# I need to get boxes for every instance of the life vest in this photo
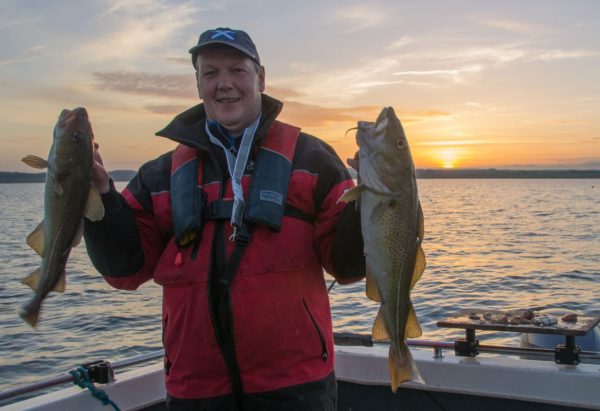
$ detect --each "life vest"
[170,119,301,246]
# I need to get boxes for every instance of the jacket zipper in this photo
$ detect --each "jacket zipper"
[302,299,328,361]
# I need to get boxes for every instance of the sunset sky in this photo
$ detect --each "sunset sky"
[1,0,599,172]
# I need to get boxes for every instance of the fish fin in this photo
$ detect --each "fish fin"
[84,186,105,221]
[389,343,425,392]
[72,221,83,247]
[369,199,391,225]
[365,267,382,302]
[49,173,64,195]
[26,221,45,256]
[19,302,40,328]
[338,185,365,203]
[417,201,424,245]
[53,271,66,293]
[371,307,390,341]
[22,155,48,169]
[389,343,412,392]
[405,303,423,338]
[21,268,41,290]
[410,246,426,290]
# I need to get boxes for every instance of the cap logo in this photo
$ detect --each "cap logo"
[210,30,236,41]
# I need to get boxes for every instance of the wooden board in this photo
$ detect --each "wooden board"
[436,310,600,336]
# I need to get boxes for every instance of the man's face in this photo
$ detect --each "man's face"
[196,47,265,134]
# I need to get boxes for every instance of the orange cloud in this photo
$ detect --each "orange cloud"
[93,71,196,99]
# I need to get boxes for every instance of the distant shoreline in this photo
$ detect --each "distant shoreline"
[2,169,600,183]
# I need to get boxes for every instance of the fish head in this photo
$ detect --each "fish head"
[356,107,414,193]
[50,107,94,171]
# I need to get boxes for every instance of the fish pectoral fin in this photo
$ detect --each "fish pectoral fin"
[22,155,49,169]
[337,185,365,203]
[369,198,394,225]
[365,267,382,302]
[50,173,64,195]
[371,307,390,341]
[405,303,423,338]
[21,268,41,290]
[84,186,105,222]
[26,221,45,256]
[410,246,426,290]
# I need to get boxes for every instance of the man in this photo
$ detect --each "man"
[84,27,365,411]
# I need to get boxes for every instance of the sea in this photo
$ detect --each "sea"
[1,179,599,400]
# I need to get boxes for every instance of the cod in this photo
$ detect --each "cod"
[340,107,426,392]
[20,107,104,327]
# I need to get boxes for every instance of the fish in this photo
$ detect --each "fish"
[339,107,426,391]
[19,107,105,327]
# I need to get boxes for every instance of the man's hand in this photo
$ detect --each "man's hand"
[92,142,110,194]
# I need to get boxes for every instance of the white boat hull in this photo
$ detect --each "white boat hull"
[2,345,599,410]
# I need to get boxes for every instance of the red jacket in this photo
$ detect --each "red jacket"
[84,95,365,399]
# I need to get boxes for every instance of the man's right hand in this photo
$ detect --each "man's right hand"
[92,142,110,194]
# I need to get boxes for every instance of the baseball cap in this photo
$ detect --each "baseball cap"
[189,27,260,68]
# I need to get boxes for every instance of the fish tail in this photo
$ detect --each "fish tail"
[389,342,424,392]
[19,300,41,328]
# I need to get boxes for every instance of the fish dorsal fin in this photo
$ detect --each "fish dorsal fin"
[405,302,423,338]
[22,155,49,169]
[411,246,426,290]
[338,184,365,203]
[84,186,105,221]
[372,307,390,341]
[21,268,66,292]
[26,221,45,256]
[365,266,382,302]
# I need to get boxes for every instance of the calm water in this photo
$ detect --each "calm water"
[0,179,599,398]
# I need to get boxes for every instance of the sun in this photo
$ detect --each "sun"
[434,148,463,169]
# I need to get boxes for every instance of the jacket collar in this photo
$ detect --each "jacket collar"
[155,94,284,151]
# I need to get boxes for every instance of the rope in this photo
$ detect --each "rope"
[69,366,121,411]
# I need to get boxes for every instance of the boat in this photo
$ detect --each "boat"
[1,331,599,411]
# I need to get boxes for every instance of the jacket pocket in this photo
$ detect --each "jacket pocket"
[302,299,329,362]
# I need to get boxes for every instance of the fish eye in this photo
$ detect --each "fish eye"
[72,132,80,142]
[396,138,406,149]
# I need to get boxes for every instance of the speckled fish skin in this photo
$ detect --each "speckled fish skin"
[340,107,426,392]
[19,108,102,327]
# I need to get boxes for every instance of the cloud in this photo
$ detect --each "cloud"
[474,16,550,35]
[393,65,484,83]
[0,45,45,67]
[78,1,201,62]
[331,5,387,32]
[277,100,448,128]
[278,101,379,127]
[145,104,190,115]
[265,85,304,100]
[535,49,600,62]
[93,71,196,99]
[417,139,494,147]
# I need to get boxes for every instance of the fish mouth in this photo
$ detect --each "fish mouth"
[59,107,89,128]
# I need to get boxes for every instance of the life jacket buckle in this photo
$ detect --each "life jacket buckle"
[232,224,252,246]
